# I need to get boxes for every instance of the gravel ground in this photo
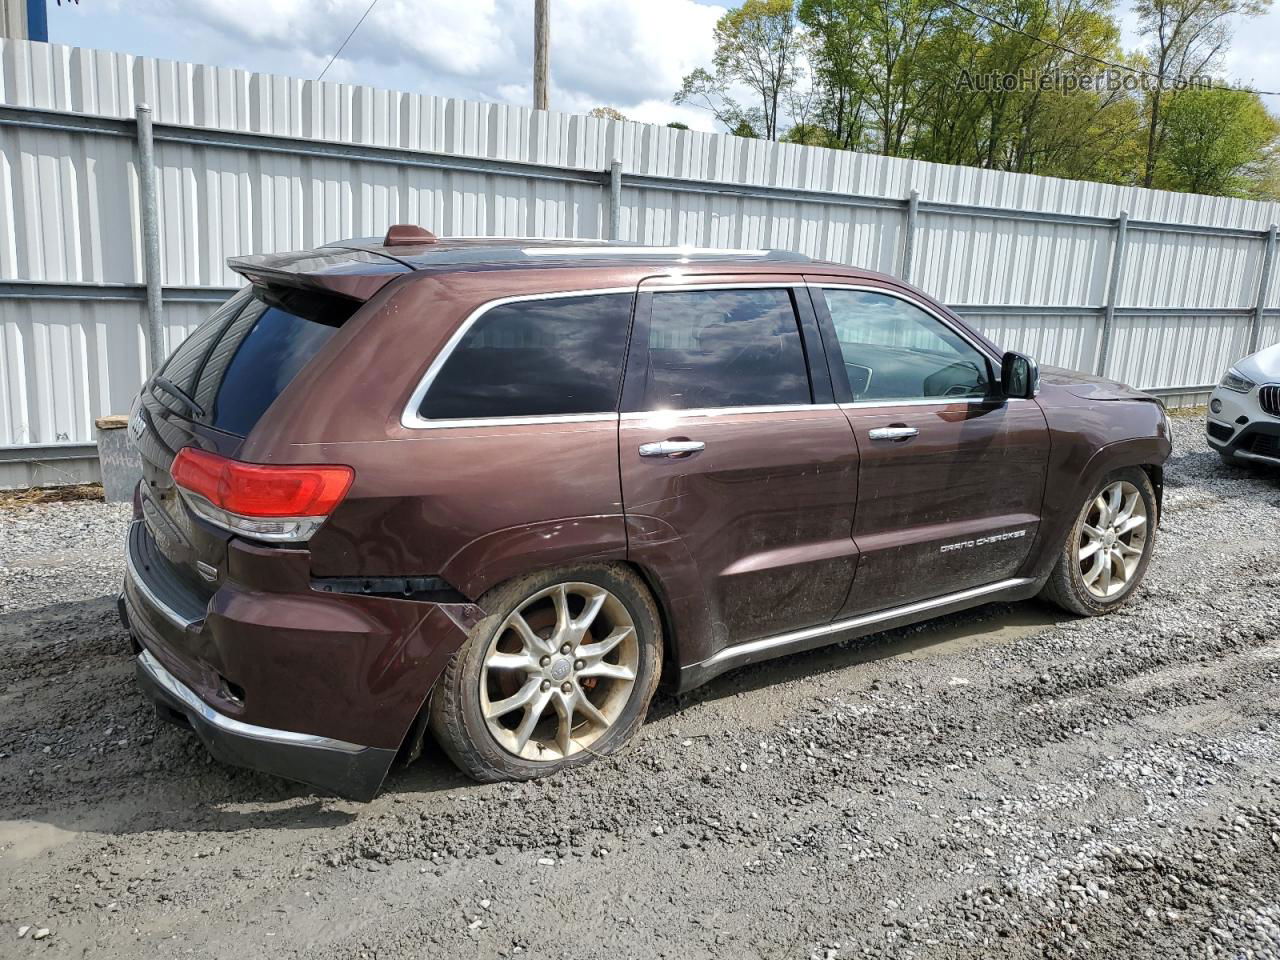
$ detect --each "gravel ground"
[1,414,1278,959]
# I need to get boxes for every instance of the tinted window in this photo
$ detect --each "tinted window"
[209,302,341,435]
[824,290,991,401]
[152,287,355,435]
[156,288,252,399]
[639,289,811,410]
[418,293,633,420]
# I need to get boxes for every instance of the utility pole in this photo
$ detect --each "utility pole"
[533,0,549,110]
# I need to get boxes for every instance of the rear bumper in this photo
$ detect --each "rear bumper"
[134,647,395,800]
[121,519,483,799]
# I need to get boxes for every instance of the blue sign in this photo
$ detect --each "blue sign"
[27,0,48,42]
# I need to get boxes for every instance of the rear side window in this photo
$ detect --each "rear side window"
[637,288,811,410]
[417,293,633,420]
[154,286,354,436]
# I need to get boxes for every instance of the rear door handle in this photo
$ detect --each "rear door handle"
[639,440,705,458]
[868,426,919,441]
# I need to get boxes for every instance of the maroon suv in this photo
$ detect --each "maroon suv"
[121,228,1172,798]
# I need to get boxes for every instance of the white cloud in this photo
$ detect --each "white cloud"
[71,0,729,129]
[1118,5,1280,102]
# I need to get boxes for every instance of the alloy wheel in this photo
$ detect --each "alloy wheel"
[1078,480,1149,599]
[479,582,639,761]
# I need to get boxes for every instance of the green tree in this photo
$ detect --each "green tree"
[675,0,805,140]
[798,0,947,156]
[1155,88,1279,195]
[911,0,1138,176]
[1134,0,1271,186]
[797,0,869,148]
[781,122,839,145]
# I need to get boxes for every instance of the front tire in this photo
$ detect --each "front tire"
[1040,467,1158,616]
[429,563,662,783]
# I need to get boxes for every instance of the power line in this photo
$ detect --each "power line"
[317,0,381,82]
[944,0,1280,99]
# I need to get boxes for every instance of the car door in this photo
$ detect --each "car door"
[808,281,1050,615]
[619,279,861,660]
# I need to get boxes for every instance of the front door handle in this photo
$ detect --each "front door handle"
[639,440,705,458]
[868,426,919,441]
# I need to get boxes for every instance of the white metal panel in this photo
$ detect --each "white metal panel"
[913,215,1110,307]
[964,312,1101,374]
[0,297,215,448]
[1258,316,1280,352]
[1107,314,1253,389]
[1121,231,1261,310]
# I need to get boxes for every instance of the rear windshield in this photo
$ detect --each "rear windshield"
[156,286,356,436]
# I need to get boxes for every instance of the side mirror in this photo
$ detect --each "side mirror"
[1001,351,1039,399]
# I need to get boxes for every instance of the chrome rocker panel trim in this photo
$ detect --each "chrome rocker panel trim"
[678,577,1038,690]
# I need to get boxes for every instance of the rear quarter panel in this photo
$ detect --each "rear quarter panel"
[239,268,639,598]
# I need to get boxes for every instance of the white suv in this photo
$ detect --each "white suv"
[1206,343,1280,466]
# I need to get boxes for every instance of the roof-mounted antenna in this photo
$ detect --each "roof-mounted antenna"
[383,224,438,246]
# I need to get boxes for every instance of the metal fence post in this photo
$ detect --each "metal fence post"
[901,188,919,283]
[1250,223,1277,355]
[135,103,164,374]
[608,160,623,241]
[1097,210,1128,377]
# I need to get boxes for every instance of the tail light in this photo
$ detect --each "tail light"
[171,447,354,543]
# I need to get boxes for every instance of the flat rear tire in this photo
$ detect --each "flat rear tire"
[429,563,662,782]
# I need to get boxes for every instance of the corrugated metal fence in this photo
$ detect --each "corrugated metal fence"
[2,38,1279,487]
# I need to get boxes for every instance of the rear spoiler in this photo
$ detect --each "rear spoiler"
[227,247,412,302]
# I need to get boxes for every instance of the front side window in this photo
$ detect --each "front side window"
[824,289,991,402]
[638,288,812,410]
[418,293,633,420]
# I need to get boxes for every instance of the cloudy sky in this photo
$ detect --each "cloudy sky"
[45,0,1280,132]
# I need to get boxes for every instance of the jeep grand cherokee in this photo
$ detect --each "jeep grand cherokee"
[120,227,1172,798]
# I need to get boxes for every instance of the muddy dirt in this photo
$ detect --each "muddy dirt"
[1,416,1278,959]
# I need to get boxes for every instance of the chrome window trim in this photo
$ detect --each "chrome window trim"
[621,403,840,420]
[405,412,619,431]
[838,397,1027,410]
[136,649,369,755]
[643,281,805,292]
[401,279,1012,430]
[401,287,635,430]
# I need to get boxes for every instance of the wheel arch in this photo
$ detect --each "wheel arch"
[1140,463,1164,522]
[619,559,684,687]
[1023,433,1171,583]
[440,515,629,602]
